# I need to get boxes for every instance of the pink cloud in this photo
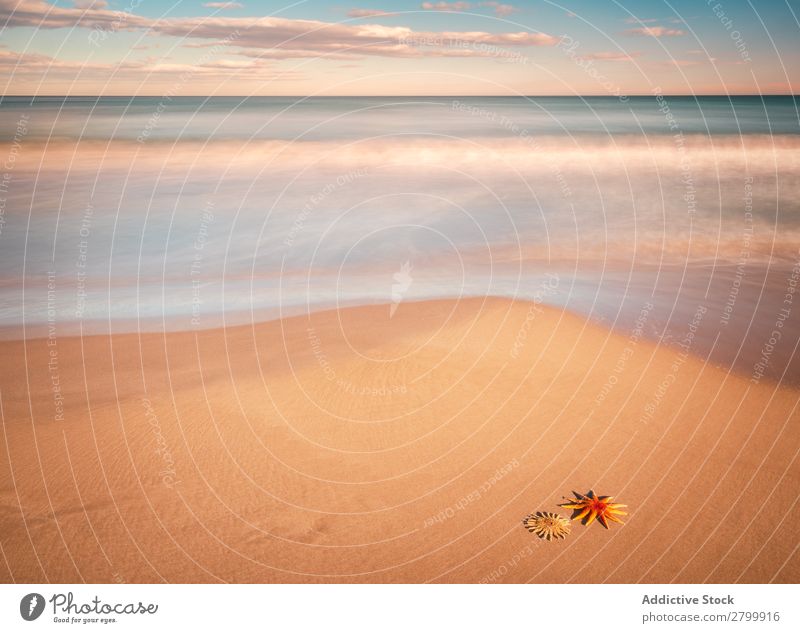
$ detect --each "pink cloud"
[203,2,244,8]
[0,0,558,75]
[0,0,150,29]
[481,2,518,17]
[578,51,641,62]
[0,47,303,81]
[623,17,659,24]
[152,18,557,57]
[421,2,520,17]
[623,26,685,37]
[73,0,107,8]
[421,2,471,11]
[347,9,396,18]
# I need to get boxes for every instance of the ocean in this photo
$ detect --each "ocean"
[1,95,798,380]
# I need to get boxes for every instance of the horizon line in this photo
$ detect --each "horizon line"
[2,93,798,99]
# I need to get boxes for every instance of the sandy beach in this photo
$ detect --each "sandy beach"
[0,297,797,583]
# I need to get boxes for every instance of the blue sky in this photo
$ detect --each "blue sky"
[1,0,797,94]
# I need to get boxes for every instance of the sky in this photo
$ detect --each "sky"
[0,0,798,95]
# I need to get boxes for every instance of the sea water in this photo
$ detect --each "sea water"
[0,95,798,380]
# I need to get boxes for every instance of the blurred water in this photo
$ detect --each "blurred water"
[1,95,798,141]
[1,96,799,381]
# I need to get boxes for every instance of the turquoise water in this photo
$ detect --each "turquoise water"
[0,95,798,379]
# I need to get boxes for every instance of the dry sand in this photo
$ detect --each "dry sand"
[1,298,798,583]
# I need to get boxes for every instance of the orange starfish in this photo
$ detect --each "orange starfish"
[559,490,627,529]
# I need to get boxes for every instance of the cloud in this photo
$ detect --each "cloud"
[481,2,518,17]
[73,0,108,8]
[0,0,558,64]
[623,17,659,24]
[153,18,557,56]
[0,47,303,82]
[0,48,103,72]
[231,31,555,61]
[421,2,471,11]
[623,26,685,37]
[347,9,396,18]
[420,1,518,17]
[203,2,243,8]
[231,48,358,60]
[578,51,641,62]
[0,0,150,29]
[651,59,701,68]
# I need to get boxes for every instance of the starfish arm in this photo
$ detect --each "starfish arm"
[585,509,598,526]
[573,507,591,521]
